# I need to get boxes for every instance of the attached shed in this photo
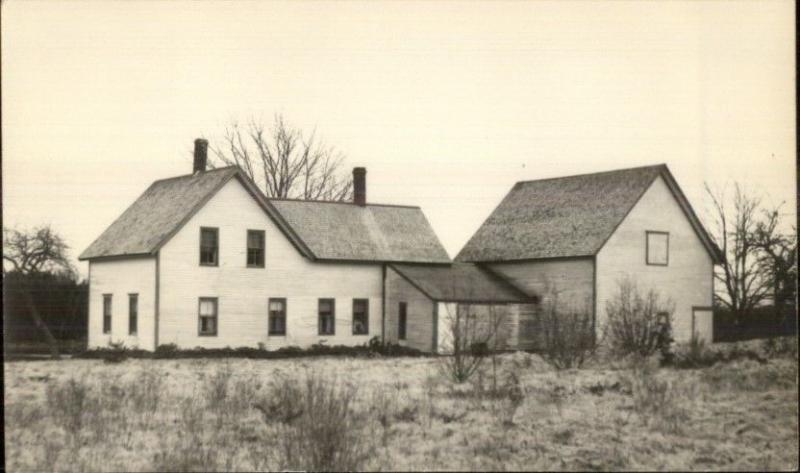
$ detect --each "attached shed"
[385,263,533,353]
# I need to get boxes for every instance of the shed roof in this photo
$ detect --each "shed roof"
[389,263,531,303]
[455,164,722,263]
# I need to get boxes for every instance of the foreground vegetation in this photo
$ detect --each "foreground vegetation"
[4,338,798,472]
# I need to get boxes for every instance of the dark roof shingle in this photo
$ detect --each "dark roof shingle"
[456,164,721,263]
[390,263,530,303]
[269,200,451,263]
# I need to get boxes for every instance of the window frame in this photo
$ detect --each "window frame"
[128,293,138,336]
[398,302,407,340]
[352,298,369,335]
[102,294,112,334]
[198,297,219,336]
[268,297,287,336]
[645,231,670,266]
[318,298,336,336]
[246,229,266,268]
[199,227,219,267]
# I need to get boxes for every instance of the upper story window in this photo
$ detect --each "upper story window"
[103,294,112,334]
[646,231,669,266]
[247,230,265,268]
[269,298,286,335]
[352,299,369,335]
[128,294,138,335]
[200,227,219,266]
[198,297,218,336]
[318,298,335,335]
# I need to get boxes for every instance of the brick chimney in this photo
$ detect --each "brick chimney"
[353,167,366,206]
[193,138,208,173]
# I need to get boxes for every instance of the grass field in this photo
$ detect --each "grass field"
[4,342,798,472]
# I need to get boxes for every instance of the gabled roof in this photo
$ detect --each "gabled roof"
[389,263,531,303]
[80,166,450,264]
[269,200,451,263]
[455,164,723,263]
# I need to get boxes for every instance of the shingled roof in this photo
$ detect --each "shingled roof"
[269,200,451,263]
[80,166,451,264]
[456,164,722,263]
[389,263,531,303]
[79,167,242,260]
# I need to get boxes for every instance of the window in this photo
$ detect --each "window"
[398,302,407,340]
[103,294,112,334]
[352,299,369,335]
[198,298,218,336]
[200,227,219,266]
[247,230,265,267]
[318,299,335,335]
[646,231,669,266]
[269,298,286,335]
[129,294,138,335]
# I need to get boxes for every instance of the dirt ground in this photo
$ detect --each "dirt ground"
[3,347,798,471]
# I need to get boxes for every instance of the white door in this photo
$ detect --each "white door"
[692,307,714,343]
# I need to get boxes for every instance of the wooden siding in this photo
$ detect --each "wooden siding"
[487,259,594,349]
[596,175,714,343]
[384,266,435,352]
[436,302,518,354]
[158,178,383,349]
[88,257,157,350]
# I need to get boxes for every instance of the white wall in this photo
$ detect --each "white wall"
[384,266,435,352]
[88,257,156,350]
[596,175,714,343]
[158,177,383,349]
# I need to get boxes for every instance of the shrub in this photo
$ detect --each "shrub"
[668,336,723,369]
[603,278,675,359]
[538,290,595,369]
[259,371,371,472]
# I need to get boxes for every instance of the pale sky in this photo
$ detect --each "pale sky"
[2,0,795,277]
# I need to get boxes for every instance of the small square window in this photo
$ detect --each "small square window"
[200,227,219,266]
[199,297,218,336]
[247,230,265,267]
[269,298,286,335]
[319,299,335,335]
[352,299,369,335]
[646,231,669,266]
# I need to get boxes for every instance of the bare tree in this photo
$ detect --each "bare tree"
[3,225,76,359]
[538,284,595,369]
[439,302,508,383]
[208,115,352,201]
[705,183,772,324]
[752,205,798,317]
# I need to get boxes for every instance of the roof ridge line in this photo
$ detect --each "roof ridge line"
[268,197,420,209]
[151,166,239,184]
[514,163,666,186]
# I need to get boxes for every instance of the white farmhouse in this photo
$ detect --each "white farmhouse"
[456,164,723,344]
[80,141,721,352]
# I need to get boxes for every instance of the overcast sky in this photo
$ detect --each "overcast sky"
[2,0,795,277]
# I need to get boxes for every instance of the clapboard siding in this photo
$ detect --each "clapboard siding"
[158,178,383,349]
[596,175,714,342]
[384,266,435,352]
[435,303,517,354]
[88,257,156,350]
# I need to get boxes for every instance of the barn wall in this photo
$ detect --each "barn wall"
[158,178,383,349]
[596,175,714,343]
[88,257,156,350]
[384,266,435,352]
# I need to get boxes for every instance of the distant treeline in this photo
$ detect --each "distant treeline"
[3,272,87,343]
[714,304,798,343]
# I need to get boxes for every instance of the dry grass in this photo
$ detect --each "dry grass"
[4,343,798,472]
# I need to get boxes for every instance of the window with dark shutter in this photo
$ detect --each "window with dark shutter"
[129,294,138,335]
[352,299,369,335]
[200,227,219,266]
[398,302,407,340]
[319,299,335,335]
[103,294,112,334]
[247,230,265,267]
[269,298,286,335]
